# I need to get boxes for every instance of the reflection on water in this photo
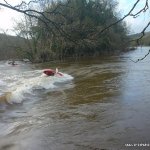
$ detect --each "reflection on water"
[0,47,150,149]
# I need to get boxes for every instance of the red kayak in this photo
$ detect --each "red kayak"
[43,68,63,76]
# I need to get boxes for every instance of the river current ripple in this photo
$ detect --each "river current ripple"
[0,47,150,150]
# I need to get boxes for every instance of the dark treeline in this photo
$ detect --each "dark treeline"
[14,0,129,62]
[0,34,26,60]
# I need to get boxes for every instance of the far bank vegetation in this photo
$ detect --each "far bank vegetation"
[1,0,129,62]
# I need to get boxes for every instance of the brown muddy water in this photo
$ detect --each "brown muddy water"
[0,47,150,150]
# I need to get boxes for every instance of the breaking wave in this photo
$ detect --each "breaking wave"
[0,67,73,104]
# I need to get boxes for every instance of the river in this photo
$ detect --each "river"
[0,47,150,150]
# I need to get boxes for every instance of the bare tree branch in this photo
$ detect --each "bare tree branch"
[100,0,140,34]
[0,0,75,43]
[130,0,149,18]
[130,49,150,63]
[1,0,150,61]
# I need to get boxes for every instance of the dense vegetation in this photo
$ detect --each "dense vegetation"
[1,0,129,62]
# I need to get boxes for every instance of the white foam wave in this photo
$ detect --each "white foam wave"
[8,72,73,104]
[0,80,6,86]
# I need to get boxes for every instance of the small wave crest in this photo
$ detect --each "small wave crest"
[0,80,6,86]
[4,72,73,104]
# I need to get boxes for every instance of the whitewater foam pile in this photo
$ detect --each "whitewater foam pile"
[0,70,73,104]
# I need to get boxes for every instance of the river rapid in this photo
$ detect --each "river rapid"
[0,47,150,150]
